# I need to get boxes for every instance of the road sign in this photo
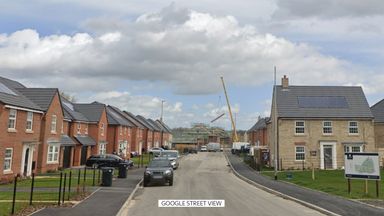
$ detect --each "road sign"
[344,153,380,180]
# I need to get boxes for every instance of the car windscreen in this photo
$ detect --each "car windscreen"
[107,154,123,160]
[161,152,178,157]
[148,160,171,167]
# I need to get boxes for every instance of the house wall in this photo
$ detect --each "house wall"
[0,105,42,182]
[374,123,384,162]
[36,93,64,173]
[277,119,375,170]
[87,107,108,156]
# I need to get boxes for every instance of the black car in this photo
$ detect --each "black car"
[85,154,134,168]
[144,159,173,187]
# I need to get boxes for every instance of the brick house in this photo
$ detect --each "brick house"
[135,115,155,152]
[155,120,173,149]
[17,88,65,173]
[61,97,94,167]
[0,77,44,182]
[269,76,375,170]
[122,111,145,155]
[370,99,384,159]
[106,105,134,159]
[147,119,162,148]
[247,117,269,147]
[73,102,108,162]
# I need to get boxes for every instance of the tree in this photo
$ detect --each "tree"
[60,92,76,102]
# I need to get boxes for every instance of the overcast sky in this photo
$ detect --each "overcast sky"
[1,1,384,129]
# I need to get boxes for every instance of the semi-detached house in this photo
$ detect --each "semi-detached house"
[269,76,375,170]
[122,111,145,155]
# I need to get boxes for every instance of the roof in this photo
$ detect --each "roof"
[154,120,168,132]
[17,88,59,111]
[156,120,172,133]
[0,77,43,111]
[146,119,162,131]
[122,111,145,128]
[135,115,155,130]
[106,106,134,126]
[60,97,89,122]
[73,102,105,123]
[60,135,76,146]
[248,118,267,132]
[371,99,384,123]
[274,86,373,119]
[74,135,97,146]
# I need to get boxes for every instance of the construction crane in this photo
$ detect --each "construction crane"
[220,76,239,142]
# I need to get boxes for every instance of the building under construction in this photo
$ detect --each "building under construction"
[171,123,231,152]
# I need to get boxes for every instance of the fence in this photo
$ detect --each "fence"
[0,167,102,216]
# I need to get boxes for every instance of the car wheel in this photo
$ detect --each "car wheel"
[169,178,173,186]
[143,180,149,187]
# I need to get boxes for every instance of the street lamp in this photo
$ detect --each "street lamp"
[160,100,165,122]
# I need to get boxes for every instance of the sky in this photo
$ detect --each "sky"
[1,0,384,130]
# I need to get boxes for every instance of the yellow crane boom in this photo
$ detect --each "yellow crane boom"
[220,76,239,142]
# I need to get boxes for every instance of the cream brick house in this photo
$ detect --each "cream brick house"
[269,76,375,170]
[370,99,384,160]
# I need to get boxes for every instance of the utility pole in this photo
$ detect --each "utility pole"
[160,100,165,122]
[273,66,278,180]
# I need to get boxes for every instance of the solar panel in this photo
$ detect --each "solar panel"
[63,101,74,110]
[0,83,18,96]
[297,96,348,108]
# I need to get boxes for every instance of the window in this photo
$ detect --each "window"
[323,121,332,134]
[85,124,88,135]
[349,121,359,134]
[295,146,305,161]
[26,112,33,131]
[344,145,363,153]
[61,121,64,134]
[4,148,13,172]
[124,127,127,135]
[295,121,305,134]
[119,141,127,157]
[99,143,106,155]
[77,123,81,134]
[100,123,105,136]
[47,145,59,163]
[51,115,57,133]
[8,109,17,129]
[119,125,123,135]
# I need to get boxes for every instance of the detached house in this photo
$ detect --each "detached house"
[270,76,375,170]
[122,111,145,155]
[106,106,134,158]
[248,117,269,147]
[17,88,65,173]
[155,120,173,148]
[0,77,44,181]
[370,100,384,159]
[147,119,162,148]
[135,115,155,151]
[73,102,108,161]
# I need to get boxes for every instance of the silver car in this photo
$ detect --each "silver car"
[159,150,180,169]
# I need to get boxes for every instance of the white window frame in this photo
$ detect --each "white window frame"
[47,145,59,163]
[295,121,305,135]
[348,121,359,135]
[61,121,64,134]
[100,123,105,136]
[85,124,88,135]
[4,148,13,172]
[51,115,57,133]
[119,141,127,157]
[119,125,123,135]
[99,143,106,155]
[344,144,363,153]
[124,127,127,135]
[295,146,305,161]
[323,121,332,135]
[8,109,17,130]
[77,123,81,134]
[26,112,33,131]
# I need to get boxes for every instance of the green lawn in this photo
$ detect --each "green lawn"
[131,153,153,166]
[262,170,384,199]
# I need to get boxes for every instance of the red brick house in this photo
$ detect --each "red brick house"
[147,119,162,148]
[106,105,135,159]
[17,88,65,173]
[123,111,145,155]
[0,77,44,182]
[155,120,173,149]
[73,102,108,162]
[247,117,269,147]
[135,115,155,151]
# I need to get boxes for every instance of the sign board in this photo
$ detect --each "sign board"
[344,153,380,180]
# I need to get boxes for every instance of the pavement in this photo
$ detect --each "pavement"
[226,152,384,216]
[32,167,144,216]
[123,152,324,216]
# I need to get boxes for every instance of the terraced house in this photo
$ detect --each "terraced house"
[0,77,44,182]
[269,76,375,170]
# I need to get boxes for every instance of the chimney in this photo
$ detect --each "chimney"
[281,75,289,88]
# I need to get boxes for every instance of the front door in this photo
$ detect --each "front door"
[23,148,29,176]
[81,146,88,165]
[63,147,71,168]
[323,145,333,169]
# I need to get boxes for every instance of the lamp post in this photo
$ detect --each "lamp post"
[160,100,165,122]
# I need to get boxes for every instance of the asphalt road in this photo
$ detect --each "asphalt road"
[123,152,324,216]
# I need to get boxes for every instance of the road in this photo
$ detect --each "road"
[123,152,324,216]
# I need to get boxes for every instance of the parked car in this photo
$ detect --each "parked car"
[207,142,221,152]
[149,147,164,156]
[144,159,174,187]
[200,145,207,152]
[158,150,180,169]
[85,154,134,168]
